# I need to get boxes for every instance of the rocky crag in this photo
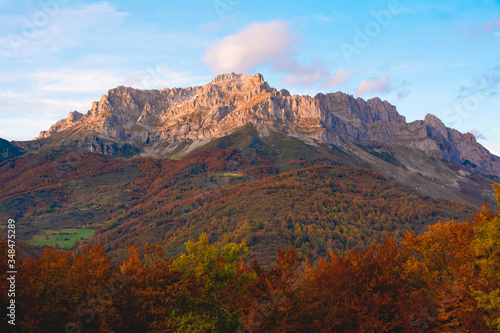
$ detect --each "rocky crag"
[34,73,500,177]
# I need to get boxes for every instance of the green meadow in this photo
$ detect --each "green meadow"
[29,228,96,248]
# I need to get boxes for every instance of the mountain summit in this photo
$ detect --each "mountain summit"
[35,72,500,176]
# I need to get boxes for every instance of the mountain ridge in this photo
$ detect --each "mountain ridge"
[31,72,500,178]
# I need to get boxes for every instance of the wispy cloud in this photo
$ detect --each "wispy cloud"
[123,67,211,89]
[0,2,128,58]
[34,69,124,93]
[312,14,332,23]
[356,75,390,96]
[0,89,92,117]
[326,69,356,87]
[468,129,486,140]
[395,80,410,99]
[0,117,59,141]
[279,61,330,86]
[457,64,500,100]
[482,16,500,32]
[464,16,500,39]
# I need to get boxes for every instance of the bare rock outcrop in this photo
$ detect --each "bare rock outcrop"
[37,111,84,139]
[35,73,500,177]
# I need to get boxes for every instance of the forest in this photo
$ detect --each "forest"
[1,185,500,332]
[0,145,474,265]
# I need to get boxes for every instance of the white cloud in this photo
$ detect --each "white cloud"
[0,90,92,117]
[0,117,61,141]
[327,69,355,86]
[457,65,500,100]
[356,75,390,96]
[203,21,293,74]
[0,2,128,58]
[0,66,211,141]
[34,69,124,93]
[312,14,332,23]
[282,71,325,86]
[204,21,358,89]
[281,64,355,88]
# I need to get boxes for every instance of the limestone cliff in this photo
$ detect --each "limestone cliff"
[35,73,500,177]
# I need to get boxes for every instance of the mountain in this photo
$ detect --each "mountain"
[19,72,499,207]
[2,72,498,262]
[34,73,500,176]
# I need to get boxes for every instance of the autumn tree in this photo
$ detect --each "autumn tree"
[243,247,303,332]
[399,220,492,332]
[17,244,113,332]
[99,244,184,332]
[296,239,413,332]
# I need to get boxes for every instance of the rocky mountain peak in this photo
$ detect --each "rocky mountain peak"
[425,113,447,133]
[34,73,500,178]
[212,72,251,84]
[37,110,84,139]
[67,110,84,122]
[366,97,405,123]
[207,72,273,96]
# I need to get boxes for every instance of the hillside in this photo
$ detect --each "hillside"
[0,139,473,264]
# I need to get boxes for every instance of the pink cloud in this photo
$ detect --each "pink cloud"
[468,129,486,140]
[481,16,500,33]
[279,61,330,86]
[282,71,324,85]
[203,21,293,74]
[204,21,359,89]
[327,69,355,86]
[356,76,390,96]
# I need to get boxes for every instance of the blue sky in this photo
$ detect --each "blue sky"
[1,0,499,153]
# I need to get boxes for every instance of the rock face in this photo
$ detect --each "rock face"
[38,111,84,139]
[36,73,500,177]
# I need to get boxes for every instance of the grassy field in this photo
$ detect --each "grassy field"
[29,228,96,248]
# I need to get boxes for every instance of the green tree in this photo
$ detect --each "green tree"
[474,183,500,331]
[171,233,254,332]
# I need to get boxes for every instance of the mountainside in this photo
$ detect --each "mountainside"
[14,72,497,208]
[1,72,499,261]
[0,144,473,264]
